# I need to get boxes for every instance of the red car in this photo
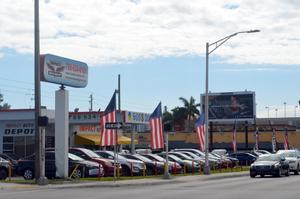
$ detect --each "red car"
[69,148,121,177]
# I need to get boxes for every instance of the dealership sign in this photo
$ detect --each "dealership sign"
[40,54,88,88]
[124,111,150,124]
[3,122,35,136]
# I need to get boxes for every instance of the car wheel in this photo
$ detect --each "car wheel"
[276,169,281,177]
[23,168,34,180]
[146,169,153,176]
[294,165,299,175]
[250,174,256,178]
[122,166,131,176]
[285,169,290,176]
[72,168,82,179]
[0,168,8,180]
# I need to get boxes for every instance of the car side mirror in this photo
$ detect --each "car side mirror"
[280,157,286,162]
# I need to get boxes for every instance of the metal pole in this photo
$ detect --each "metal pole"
[163,132,171,179]
[245,121,249,150]
[34,0,41,183]
[204,42,210,175]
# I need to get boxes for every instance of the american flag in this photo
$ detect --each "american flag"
[100,92,117,146]
[254,128,259,150]
[232,121,237,153]
[149,102,164,149]
[283,129,289,150]
[195,113,205,152]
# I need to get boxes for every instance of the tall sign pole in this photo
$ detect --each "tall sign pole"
[34,0,47,185]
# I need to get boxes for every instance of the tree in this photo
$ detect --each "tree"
[163,106,173,132]
[163,106,173,123]
[179,96,200,132]
[171,107,187,131]
[0,93,11,110]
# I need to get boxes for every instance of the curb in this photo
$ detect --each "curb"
[0,171,249,190]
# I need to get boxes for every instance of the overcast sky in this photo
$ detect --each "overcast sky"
[0,0,300,118]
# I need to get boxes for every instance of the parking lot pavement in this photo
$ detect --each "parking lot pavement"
[0,171,249,190]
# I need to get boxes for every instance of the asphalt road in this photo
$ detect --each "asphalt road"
[1,175,300,199]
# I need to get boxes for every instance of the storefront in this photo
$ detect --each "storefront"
[0,109,150,158]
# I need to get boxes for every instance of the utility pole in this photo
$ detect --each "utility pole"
[89,93,93,112]
[34,0,47,185]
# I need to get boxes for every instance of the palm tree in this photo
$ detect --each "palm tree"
[179,96,200,132]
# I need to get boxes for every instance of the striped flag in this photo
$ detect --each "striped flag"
[149,102,164,149]
[100,92,117,146]
[254,128,259,150]
[232,121,237,153]
[272,129,277,153]
[283,129,289,150]
[195,113,205,152]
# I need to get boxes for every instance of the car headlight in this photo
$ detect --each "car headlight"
[250,164,254,168]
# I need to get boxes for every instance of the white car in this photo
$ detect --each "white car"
[276,150,300,175]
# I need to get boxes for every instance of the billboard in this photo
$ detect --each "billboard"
[40,54,88,88]
[201,91,255,121]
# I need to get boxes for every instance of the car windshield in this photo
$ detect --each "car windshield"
[81,148,101,158]
[169,155,182,161]
[277,151,296,158]
[148,155,165,162]
[135,155,152,162]
[69,153,84,161]
[172,153,193,160]
[257,155,280,162]
[183,152,198,158]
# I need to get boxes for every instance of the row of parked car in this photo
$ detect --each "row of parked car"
[1,147,290,180]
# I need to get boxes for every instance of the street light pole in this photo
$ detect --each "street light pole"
[204,29,260,175]
[294,106,298,117]
[275,108,278,118]
[284,102,287,118]
[265,106,269,119]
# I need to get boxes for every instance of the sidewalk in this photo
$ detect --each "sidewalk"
[0,171,249,190]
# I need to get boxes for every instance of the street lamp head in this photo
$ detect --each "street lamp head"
[247,29,260,33]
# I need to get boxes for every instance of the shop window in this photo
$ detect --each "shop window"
[3,136,14,154]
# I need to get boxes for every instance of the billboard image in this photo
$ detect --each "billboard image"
[201,91,255,121]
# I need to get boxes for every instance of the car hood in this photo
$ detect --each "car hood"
[253,161,278,166]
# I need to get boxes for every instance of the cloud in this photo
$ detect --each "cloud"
[0,0,300,66]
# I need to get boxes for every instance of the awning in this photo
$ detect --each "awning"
[75,134,138,145]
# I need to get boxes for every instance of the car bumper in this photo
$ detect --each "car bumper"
[250,167,279,176]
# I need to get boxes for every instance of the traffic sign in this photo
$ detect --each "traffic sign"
[105,122,123,129]
[105,122,132,130]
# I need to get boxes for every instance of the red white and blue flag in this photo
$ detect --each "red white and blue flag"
[149,102,164,149]
[100,92,117,146]
[195,113,205,152]
[284,129,289,150]
[232,121,237,153]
